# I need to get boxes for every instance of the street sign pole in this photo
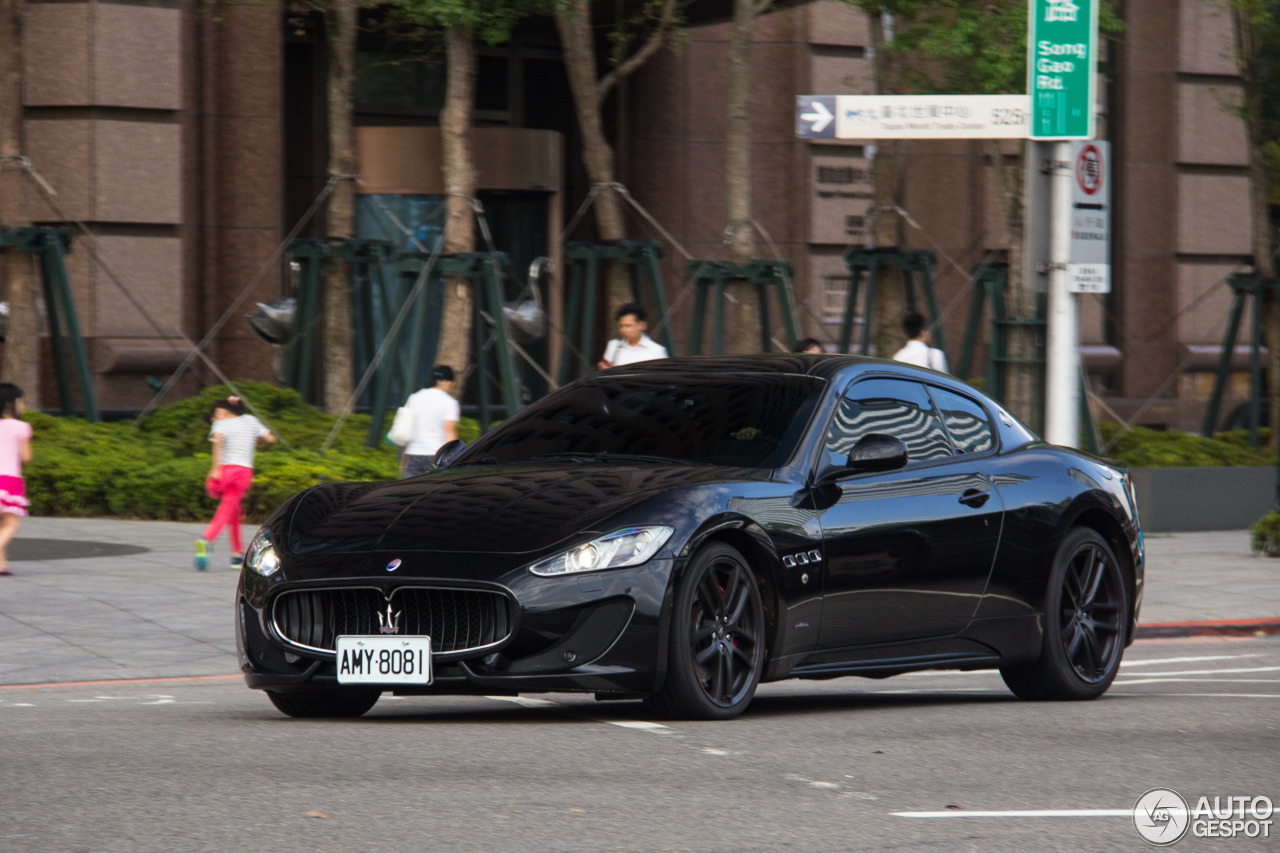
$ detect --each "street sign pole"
[1030,0,1098,447]
[1045,142,1078,447]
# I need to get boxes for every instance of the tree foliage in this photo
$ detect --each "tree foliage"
[851,0,1124,96]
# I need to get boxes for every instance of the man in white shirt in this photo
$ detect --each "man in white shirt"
[401,365,460,477]
[598,303,668,368]
[892,312,949,373]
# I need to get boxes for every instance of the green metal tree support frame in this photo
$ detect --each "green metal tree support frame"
[839,248,944,357]
[558,241,675,384]
[0,227,99,421]
[1201,273,1277,448]
[287,239,523,444]
[956,263,1097,452]
[687,260,799,355]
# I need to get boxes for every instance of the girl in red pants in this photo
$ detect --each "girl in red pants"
[196,396,275,570]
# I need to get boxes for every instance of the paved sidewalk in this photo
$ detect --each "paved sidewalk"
[0,518,1277,687]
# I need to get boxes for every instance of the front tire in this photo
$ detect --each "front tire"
[266,688,381,718]
[1001,527,1128,701]
[646,542,766,720]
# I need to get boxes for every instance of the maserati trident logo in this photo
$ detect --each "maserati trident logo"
[385,558,402,572]
[377,603,401,635]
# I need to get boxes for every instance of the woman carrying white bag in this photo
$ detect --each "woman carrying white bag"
[389,364,459,478]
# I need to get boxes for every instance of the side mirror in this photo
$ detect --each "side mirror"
[847,433,908,472]
[434,439,467,470]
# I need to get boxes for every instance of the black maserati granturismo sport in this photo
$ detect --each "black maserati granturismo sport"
[237,355,1144,720]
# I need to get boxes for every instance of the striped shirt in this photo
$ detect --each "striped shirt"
[210,415,270,469]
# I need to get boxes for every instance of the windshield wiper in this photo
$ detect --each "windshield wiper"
[527,451,694,466]
[594,453,694,466]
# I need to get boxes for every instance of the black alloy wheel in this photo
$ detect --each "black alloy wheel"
[1001,527,1128,701]
[646,542,766,720]
[266,688,381,718]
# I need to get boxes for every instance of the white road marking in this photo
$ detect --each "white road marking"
[1116,677,1280,685]
[606,720,674,734]
[1113,692,1279,698]
[483,695,676,735]
[1121,654,1261,667]
[1115,666,1280,677]
[894,809,1132,818]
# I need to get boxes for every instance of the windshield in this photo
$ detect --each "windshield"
[459,373,826,469]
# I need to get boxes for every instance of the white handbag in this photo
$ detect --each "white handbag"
[387,405,414,446]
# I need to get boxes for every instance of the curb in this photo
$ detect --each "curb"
[1135,618,1280,640]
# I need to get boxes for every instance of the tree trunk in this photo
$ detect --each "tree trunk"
[868,10,906,360]
[1232,7,1279,453]
[436,24,477,397]
[726,0,761,353]
[990,140,1038,425]
[554,3,630,314]
[0,0,38,404]
[322,0,356,414]
[870,140,907,359]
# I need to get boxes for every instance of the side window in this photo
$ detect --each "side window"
[930,387,995,455]
[824,378,953,465]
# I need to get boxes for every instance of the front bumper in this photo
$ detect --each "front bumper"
[237,557,676,696]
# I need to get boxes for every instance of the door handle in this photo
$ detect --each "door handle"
[959,488,990,508]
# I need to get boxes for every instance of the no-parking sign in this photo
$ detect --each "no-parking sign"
[1068,140,1110,293]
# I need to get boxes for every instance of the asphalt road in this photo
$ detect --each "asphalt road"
[3,636,1277,852]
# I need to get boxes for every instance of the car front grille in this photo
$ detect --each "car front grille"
[271,586,513,655]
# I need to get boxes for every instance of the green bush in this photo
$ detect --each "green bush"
[1250,510,1280,557]
[22,382,482,522]
[1099,422,1276,469]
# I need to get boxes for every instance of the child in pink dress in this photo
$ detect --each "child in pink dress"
[195,396,276,570]
[0,383,33,576]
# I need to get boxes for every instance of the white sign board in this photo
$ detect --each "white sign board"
[1067,139,1110,292]
[797,94,1031,139]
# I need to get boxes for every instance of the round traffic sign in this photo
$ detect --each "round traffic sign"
[1076,143,1104,196]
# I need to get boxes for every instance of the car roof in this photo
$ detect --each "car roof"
[601,354,927,383]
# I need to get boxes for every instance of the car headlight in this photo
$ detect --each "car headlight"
[528,526,674,577]
[244,528,280,577]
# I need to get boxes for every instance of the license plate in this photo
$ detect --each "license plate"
[336,636,432,685]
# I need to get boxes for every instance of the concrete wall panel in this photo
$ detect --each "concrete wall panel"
[92,236,182,337]
[23,119,92,220]
[807,1,870,48]
[94,5,181,109]
[808,54,874,97]
[1176,173,1251,255]
[1177,82,1247,166]
[23,4,91,106]
[1176,260,1250,344]
[1179,0,1237,76]
[95,121,182,223]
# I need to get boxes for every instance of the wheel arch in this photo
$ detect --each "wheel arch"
[1065,505,1138,643]
[675,516,785,663]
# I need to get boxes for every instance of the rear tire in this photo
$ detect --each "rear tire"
[645,542,766,720]
[1001,527,1128,701]
[266,688,381,718]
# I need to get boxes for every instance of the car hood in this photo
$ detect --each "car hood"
[282,463,762,559]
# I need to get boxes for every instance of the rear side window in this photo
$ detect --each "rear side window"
[825,377,953,465]
[930,387,995,454]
